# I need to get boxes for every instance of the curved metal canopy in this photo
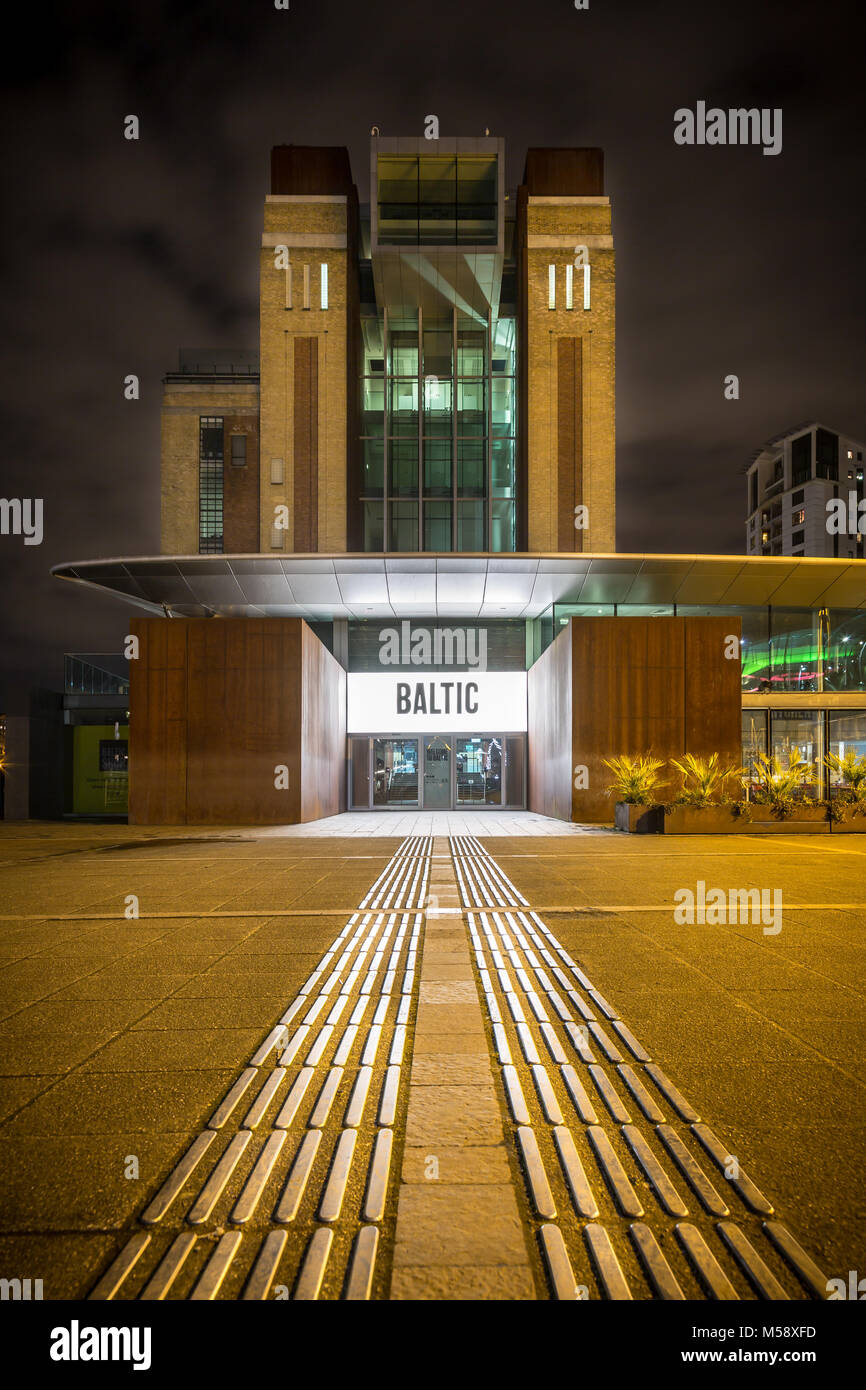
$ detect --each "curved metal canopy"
[51,552,866,620]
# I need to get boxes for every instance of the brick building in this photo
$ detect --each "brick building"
[51,136,866,824]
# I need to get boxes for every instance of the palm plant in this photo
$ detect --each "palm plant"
[824,749,866,797]
[750,751,815,812]
[603,754,665,805]
[824,749,866,814]
[669,752,743,806]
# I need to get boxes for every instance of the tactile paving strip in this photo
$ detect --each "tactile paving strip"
[451,833,829,1302]
[88,836,432,1301]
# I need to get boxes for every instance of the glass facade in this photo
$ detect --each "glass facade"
[377,154,498,246]
[551,603,866,694]
[350,732,524,808]
[359,309,516,552]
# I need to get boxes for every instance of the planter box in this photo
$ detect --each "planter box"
[614,802,664,834]
[829,809,866,833]
[663,804,829,834]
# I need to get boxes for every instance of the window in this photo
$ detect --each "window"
[377,154,497,246]
[582,262,591,310]
[199,416,223,554]
[565,264,574,310]
[816,427,839,481]
[792,508,805,525]
[303,264,310,310]
[791,432,811,486]
[230,435,246,467]
[99,739,128,773]
[320,263,328,310]
[791,489,804,505]
[770,710,823,796]
[548,264,556,310]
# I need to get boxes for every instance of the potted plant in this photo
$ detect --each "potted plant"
[737,751,829,832]
[604,754,665,833]
[825,750,866,833]
[663,753,745,833]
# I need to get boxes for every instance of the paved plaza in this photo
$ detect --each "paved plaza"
[0,817,863,1300]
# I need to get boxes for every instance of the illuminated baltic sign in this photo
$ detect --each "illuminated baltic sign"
[347,672,527,733]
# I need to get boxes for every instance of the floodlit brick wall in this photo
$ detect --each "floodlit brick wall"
[161,383,259,554]
[518,191,616,553]
[259,194,358,553]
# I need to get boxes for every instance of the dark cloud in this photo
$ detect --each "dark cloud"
[1,0,864,708]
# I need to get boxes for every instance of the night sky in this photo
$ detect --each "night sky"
[1,0,864,708]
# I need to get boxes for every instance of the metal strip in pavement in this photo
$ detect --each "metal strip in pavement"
[564,1021,595,1062]
[378,1065,401,1126]
[584,1224,633,1300]
[517,1126,557,1219]
[617,1065,666,1123]
[763,1222,829,1299]
[588,1065,631,1123]
[588,1022,623,1062]
[139,1233,197,1301]
[345,1066,374,1128]
[492,1022,513,1065]
[540,1223,580,1300]
[242,1069,287,1130]
[319,1129,358,1222]
[516,1021,541,1064]
[344,1226,379,1300]
[190,1231,243,1301]
[273,1131,323,1223]
[553,1125,599,1218]
[676,1223,739,1300]
[88,1232,152,1300]
[644,1064,701,1123]
[656,1125,730,1217]
[691,1123,774,1215]
[242,1230,288,1301]
[717,1222,789,1300]
[587,1127,644,1217]
[502,1065,532,1125]
[621,1125,689,1218]
[274,1067,315,1129]
[363,1129,393,1222]
[231,1131,287,1225]
[294,1228,335,1300]
[539,1021,567,1064]
[208,1068,258,1131]
[612,1020,651,1062]
[308,1067,344,1128]
[188,1131,253,1226]
[140,1132,216,1225]
[630,1223,686,1300]
[560,1064,599,1124]
[531,1064,564,1125]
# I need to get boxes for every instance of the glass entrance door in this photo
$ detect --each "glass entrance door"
[373,738,419,806]
[456,736,502,805]
[423,736,451,808]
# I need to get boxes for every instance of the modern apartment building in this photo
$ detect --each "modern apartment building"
[746,423,866,559]
[50,137,866,825]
